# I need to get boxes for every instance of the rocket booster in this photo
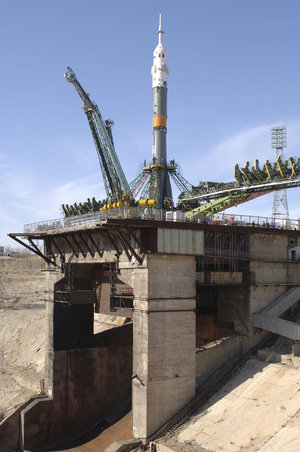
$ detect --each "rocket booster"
[151,14,172,206]
[151,14,169,163]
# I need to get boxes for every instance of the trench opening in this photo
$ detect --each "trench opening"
[45,262,134,449]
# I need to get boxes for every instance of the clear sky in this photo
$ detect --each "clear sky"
[1,0,300,246]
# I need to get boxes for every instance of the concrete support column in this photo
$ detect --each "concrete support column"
[45,269,62,397]
[132,254,196,439]
[292,340,300,357]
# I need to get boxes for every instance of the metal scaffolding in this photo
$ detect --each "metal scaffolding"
[197,231,250,273]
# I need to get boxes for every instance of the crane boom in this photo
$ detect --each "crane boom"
[64,67,130,202]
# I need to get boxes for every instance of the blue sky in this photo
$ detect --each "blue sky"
[1,0,300,246]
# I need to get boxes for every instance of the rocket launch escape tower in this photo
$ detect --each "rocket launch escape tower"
[62,15,300,219]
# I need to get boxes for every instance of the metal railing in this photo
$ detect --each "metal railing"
[23,208,300,234]
[211,213,298,230]
[23,207,166,233]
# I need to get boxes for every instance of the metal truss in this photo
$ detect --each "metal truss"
[9,225,145,268]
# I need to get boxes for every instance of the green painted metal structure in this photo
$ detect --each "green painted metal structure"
[64,67,130,203]
[183,157,300,219]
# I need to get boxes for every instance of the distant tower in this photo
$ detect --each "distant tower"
[143,14,172,207]
[271,126,289,220]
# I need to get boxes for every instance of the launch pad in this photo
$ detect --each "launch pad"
[5,14,300,452]
[7,212,300,449]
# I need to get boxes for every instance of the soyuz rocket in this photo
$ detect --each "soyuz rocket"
[150,14,172,207]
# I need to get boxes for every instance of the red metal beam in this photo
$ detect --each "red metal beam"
[84,231,103,257]
[119,230,143,265]
[105,230,121,256]
[79,232,95,257]
[64,235,79,258]
[72,234,87,258]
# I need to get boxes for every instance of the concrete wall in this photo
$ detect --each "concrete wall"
[197,271,243,285]
[196,313,234,346]
[217,286,250,336]
[250,259,300,286]
[251,261,289,285]
[250,233,288,261]
[289,263,300,283]
[157,228,204,254]
[21,324,133,450]
[249,285,286,316]
[196,334,242,382]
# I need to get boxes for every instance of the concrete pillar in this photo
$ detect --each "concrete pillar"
[45,269,62,397]
[132,254,196,439]
[292,340,300,357]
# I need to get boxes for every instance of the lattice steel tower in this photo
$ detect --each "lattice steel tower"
[271,126,289,220]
